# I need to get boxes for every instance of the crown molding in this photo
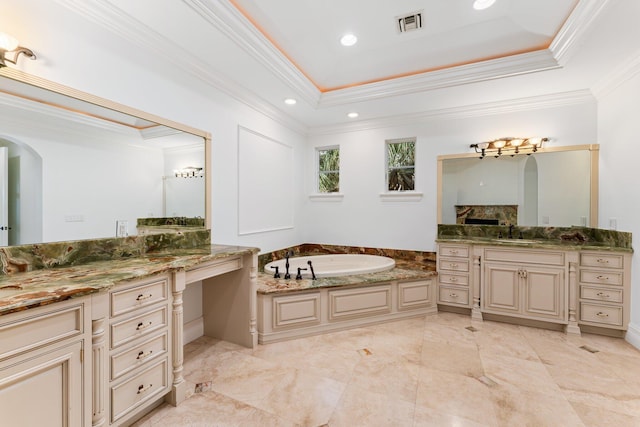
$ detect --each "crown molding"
[591,49,640,100]
[308,90,595,136]
[550,0,613,66]
[0,91,141,137]
[184,0,321,107]
[53,0,308,135]
[318,50,560,107]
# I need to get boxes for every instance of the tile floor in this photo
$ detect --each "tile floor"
[133,312,640,426]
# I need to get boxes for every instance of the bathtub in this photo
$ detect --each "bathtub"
[263,254,396,278]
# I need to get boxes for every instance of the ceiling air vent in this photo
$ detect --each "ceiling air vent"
[397,12,423,33]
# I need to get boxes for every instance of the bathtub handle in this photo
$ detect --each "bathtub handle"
[270,265,280,279]
[296,267,308,280]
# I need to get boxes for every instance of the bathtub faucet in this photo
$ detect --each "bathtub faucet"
[284,250,294,279]
[307,260,317,280]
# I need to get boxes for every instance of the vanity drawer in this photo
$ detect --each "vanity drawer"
[438,286,469,306]
[110,277,169,318]
[438,273,469,287]
[438,245,469,258]
[438,258,469,273]
[484,248,564,266]
[110,331,168,381]
[579,270,623,286]
[111,306,168,349]
[580,302,623,327]
[111,358,169,423]
[580,286,623,304]
[580,253,624,269]
[0,302,84,360]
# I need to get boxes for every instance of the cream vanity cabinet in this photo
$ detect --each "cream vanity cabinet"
[436,243,472,308]
[101,274,172,426]
[481,247,566,323]
[578,251,631,332]
[0,297,92,427]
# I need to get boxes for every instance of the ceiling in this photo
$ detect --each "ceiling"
[1,0,633,132]
[230,0,578,92]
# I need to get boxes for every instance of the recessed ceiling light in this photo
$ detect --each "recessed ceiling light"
[340,33,358,47]
[347,112,359,119]
[473,0,496,10]
[284,98,297,105]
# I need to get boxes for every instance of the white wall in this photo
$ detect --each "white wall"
[305,101,597,251]
[597,58,640,346]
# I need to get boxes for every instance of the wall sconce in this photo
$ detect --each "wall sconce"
[174,166,203,178]
[0,32,36,68]
[470,137,548,159]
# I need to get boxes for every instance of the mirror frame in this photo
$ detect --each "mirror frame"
[437,144,599,227]
[0,67,211,234]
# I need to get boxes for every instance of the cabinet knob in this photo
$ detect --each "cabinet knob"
[596,258,609,264]
[596,312,609,318]
[449,263,458,269]
[596,292,610,299]
[595,276,609,281]
[136,293,153,302]
[449,293,458,298]
[449,276,458,282]
[449,249,458,255]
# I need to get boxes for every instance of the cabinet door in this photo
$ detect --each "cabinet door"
[0,340,84,427]
[483,263,520,314]
[522,267,565,321]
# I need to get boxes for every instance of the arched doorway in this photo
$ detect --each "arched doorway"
[0,136,43,245]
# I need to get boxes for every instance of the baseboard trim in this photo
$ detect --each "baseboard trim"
[184,317,204,345]
[625,322,640,350]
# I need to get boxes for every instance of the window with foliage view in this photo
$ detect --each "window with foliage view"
[386,138,415,191]
[317,147,340,193]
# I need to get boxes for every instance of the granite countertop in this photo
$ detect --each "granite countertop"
[435,236,634,253]
[0,244,258,316]
[257,259,436,295]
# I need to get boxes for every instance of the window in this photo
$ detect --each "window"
[317,146,340,193]
[386,138,415,191]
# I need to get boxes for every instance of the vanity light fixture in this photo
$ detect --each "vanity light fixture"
[174,166,203,178]
[470,137,548,159]
[0,32,36,68]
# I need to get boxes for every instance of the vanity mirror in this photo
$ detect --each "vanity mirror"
[0,68,210,245]
[437,144,599,227]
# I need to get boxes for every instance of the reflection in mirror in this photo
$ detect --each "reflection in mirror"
[438,145,599,227]
[0,70,209,245]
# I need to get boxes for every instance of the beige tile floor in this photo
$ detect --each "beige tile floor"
[133,312,640,426]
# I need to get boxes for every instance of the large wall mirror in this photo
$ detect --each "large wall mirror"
[437,144,599,227]
[0,68,210,245]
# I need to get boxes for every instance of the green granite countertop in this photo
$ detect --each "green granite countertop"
[436,236,634,253]
[0,244,258,316]
[257,260,436,295]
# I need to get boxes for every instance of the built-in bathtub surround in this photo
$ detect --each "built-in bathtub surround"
[438,224,632,249]
[258,243,436,272]
[0,229,211,274]
[455,204,517,225]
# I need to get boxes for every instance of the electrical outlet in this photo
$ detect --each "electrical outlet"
[609,218,617,230]
[542,216,550,225]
